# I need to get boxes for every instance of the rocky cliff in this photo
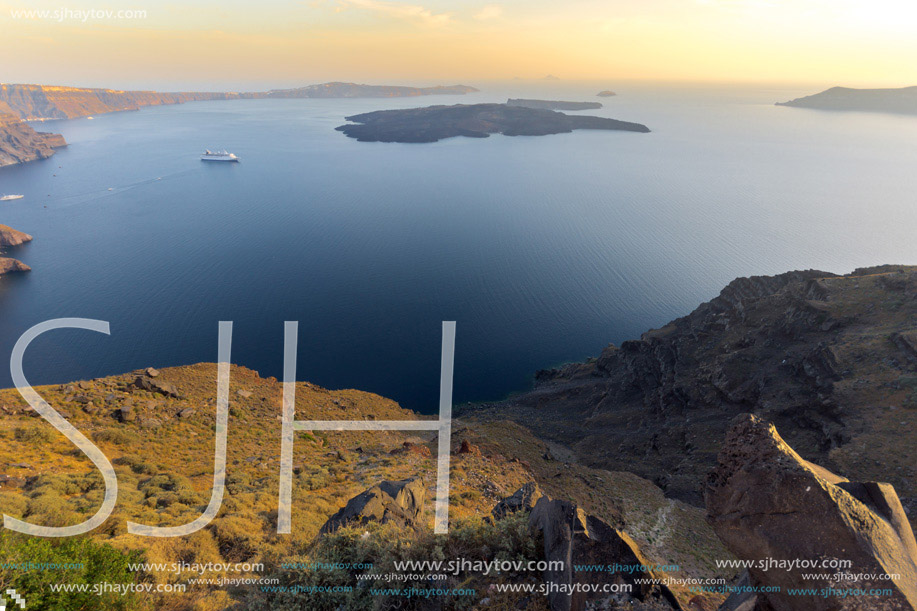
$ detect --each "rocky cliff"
[0,224,34,247]
[0,258,31,276]
[473,266,917,526]
[0,82,479,121]
[708,414,917,611]
[0,102,66,167]
[0,84,242,120]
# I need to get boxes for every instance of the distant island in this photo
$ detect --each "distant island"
[335,103,650,143]
[0,257,30,276]
[597,90,617,97]
[0,82,479,166]
[506,98,602,111]
[776,86,917,114]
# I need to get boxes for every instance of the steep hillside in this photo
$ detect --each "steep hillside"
[0,363,726,610]
[0,84,241,120]
[0,101,66,167]
[471,265,917,524]
[0,82,480,122]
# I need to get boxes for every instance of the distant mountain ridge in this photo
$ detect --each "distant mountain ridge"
[777,85,917,114]
[262,82,478,99]
[0,82,480,121]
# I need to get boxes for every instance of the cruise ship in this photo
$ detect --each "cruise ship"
[0,194,24,201]
[201,150,239,162]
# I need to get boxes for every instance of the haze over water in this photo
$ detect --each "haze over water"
[1,81,916,412]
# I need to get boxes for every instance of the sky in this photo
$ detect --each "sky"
[1,0,916,90]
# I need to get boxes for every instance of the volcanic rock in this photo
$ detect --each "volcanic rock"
[492,483,544,520]
[0,225,33,247]
[528,494,679,611]
[319,478,426,535]
[0,258,31,276]
[705,414,917,611]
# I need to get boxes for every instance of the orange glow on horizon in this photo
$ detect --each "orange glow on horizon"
[1,0,916,89]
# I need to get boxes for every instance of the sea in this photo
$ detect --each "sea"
[1,81,916,412]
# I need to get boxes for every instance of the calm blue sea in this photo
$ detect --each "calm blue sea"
[1,82,916,412]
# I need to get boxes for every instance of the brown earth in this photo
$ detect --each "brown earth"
[0,363,728,610]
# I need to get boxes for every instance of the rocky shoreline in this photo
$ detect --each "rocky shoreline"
[0,224,33,276]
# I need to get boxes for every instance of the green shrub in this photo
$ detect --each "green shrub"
[92,428,138,446]
[113,454,157,475]
[296,466,331,491]
[0,531,149,610]
[14,426,54,444]
[226,471,251,495]
[139,473,201,508]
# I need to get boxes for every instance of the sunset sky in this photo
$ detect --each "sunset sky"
[1,0,916,89]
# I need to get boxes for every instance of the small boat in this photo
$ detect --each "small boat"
[201,149,239,162]
[0,194,24,201]
[87,116,94,120]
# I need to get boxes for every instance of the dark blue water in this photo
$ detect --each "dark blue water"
[2,82,917,412]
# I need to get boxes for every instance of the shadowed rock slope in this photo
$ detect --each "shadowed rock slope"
[472,265,917,525]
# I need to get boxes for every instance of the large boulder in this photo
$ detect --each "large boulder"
[319,478,425,535]
[706,414,917,611]
[528,494,679,611]
[492,482,544,520]
[134,375,183,398]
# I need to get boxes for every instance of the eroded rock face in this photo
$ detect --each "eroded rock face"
[0,258,31,276]
[0,225,33,247]
[319,478,425,535]
[481,266,917,513]
[706,414,917,611]
[528,495,679,611]
[0,107,65,167]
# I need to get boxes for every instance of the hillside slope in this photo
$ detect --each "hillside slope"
[472,265,917,525]
[0,363,727,609]
[0,101,65,167]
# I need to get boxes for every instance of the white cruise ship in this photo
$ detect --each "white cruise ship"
[201,150,239,162]
[1,194,24,201]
